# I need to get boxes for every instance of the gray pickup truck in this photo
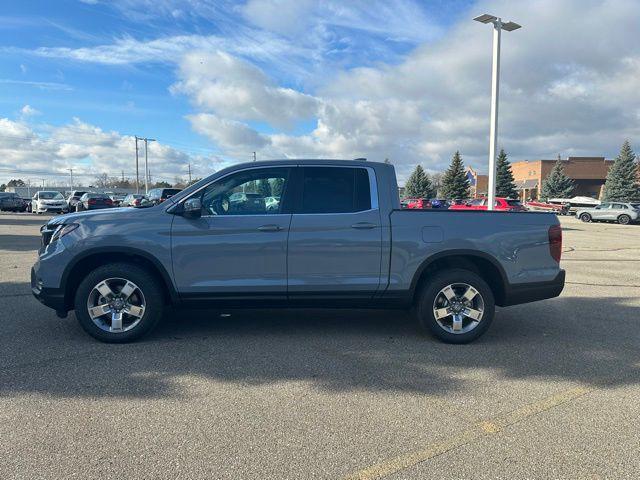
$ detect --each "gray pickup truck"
[32,160,564,343]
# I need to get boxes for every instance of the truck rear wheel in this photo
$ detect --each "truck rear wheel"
[416,269,495,344]
[74,263,164,343]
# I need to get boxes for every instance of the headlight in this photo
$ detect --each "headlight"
[50,223,79,243]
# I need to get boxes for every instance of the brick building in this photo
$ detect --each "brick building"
[465,157,613,200]
[511,157,613,201]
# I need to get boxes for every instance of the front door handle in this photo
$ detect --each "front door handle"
[258,224,283,232]
[351,222,377,229]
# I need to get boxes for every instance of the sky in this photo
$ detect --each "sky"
[1,0,639,186]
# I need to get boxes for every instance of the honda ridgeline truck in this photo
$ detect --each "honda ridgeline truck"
[32,160,565,343]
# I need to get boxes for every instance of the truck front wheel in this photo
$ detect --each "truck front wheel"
[74,263,164,343]
[416,269,495,344]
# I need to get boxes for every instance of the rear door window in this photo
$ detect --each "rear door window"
[299,167,371,214]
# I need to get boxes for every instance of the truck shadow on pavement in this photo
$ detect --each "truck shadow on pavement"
[0,215,50,227]
[1,284,638,399]
[0,234,43,252]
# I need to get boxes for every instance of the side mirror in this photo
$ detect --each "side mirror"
[183,198,202,219]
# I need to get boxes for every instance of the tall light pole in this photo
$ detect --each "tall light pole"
[473,14,521,210]
[68,168,73,192]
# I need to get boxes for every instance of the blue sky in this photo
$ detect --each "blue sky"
[1,0,467,137]
[1,0,639,185]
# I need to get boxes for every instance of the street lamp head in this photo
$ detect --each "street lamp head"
[473,13,497,24]
[474,13,521,31]
[501,21,521,31]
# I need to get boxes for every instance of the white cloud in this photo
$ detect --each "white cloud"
[172,51,319,128]
[187,113,269,151]
[0,79,72,91]
[20,105,41,117]
[0,117,222,185]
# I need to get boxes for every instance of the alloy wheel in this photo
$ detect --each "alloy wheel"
[432,283,485,334]
[86,277,146,333]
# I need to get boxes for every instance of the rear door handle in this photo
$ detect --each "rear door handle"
[257,224,283,232]
[351,222,377,229]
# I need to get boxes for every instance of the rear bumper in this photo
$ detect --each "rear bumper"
[501,269,565,307]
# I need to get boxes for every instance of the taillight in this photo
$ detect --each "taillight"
[88,199,96,205]
[548,224,562,263]
[106,199,113,205]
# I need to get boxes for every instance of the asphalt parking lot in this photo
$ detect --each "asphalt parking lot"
[1,212,639,479]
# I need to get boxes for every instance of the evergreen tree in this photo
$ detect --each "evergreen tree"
[495,148,518,198]
[603,140,640,201]
[540,156,575,200]
[404,165,435,198]
[440,151,470,199]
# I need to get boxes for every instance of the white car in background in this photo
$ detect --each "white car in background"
[576,202,640,225]
[32,191,67,214]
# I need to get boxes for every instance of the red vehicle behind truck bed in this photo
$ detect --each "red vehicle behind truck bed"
[449,197,526,212]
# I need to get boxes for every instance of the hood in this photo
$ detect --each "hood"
[45,206,156,227]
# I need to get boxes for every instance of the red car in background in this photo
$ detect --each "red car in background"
[406,198,431,209]
[449,197,527,212]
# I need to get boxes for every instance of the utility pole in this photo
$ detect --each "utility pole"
[135,136,140,194]
[121,170,125,183]
[188,163,192,184]
[252,151,256,162]
[141,137,156,194]
[68,168,73,192]
[41,179,45,188]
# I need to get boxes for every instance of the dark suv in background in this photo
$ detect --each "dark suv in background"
[147,188,182,205]
[0,192,28,212]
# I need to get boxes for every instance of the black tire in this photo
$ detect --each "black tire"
[618,214,630,225]
[76,204,83,212]
[579,213,591,223]
[416,268,495,344]
[74,263,164,343]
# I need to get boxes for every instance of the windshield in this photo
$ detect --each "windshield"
[39,192,64,200]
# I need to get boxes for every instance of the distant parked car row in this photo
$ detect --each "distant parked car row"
[399,195,639,224]
[0,188,182,215]
[402,196,526,212]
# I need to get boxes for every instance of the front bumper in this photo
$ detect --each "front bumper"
[31,266,66,312]
[37,205,65,212]
[501,269,565,306]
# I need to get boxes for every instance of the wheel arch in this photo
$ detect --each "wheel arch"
[61,247,178,310]
[410,250,508,306]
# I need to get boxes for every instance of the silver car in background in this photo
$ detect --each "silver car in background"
[576,202,640,225]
